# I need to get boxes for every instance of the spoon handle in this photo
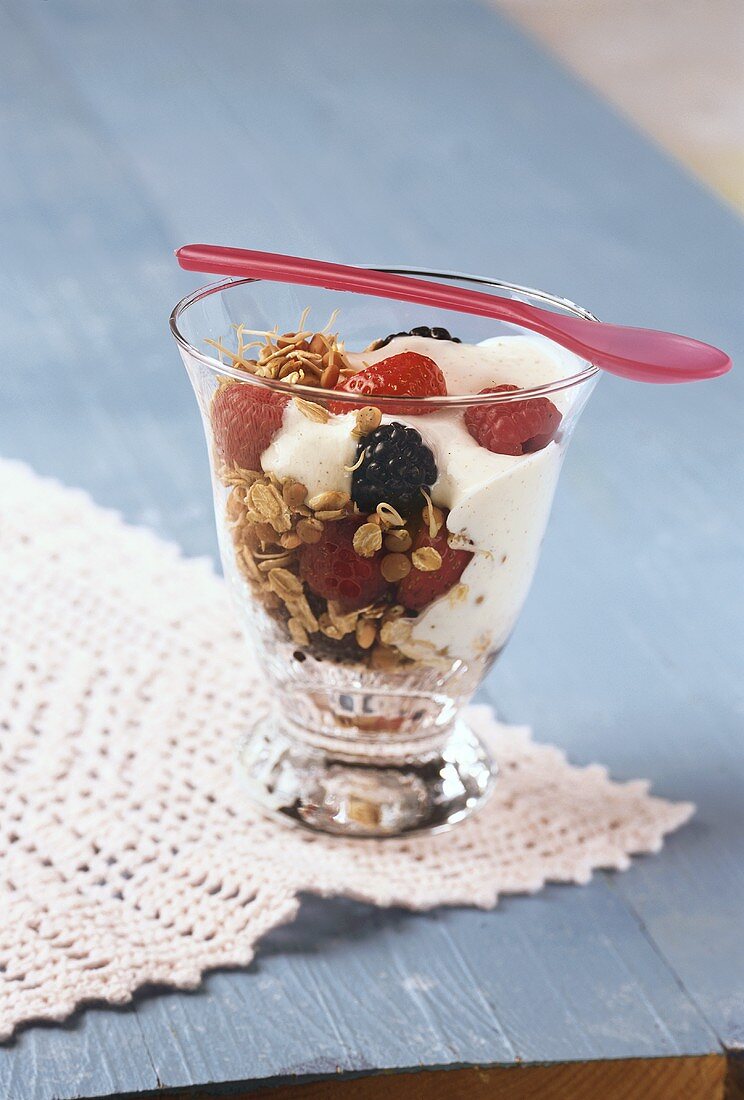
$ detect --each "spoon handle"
[175,245,731,384]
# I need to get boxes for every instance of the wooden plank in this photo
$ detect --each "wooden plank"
[427,889,717,1061]
[486,367,744,1045]
[90,891,719,1093]
[129,898,517,1089]
[0,7,176,1098]
[0,1009,157,1100]
[0,0,740,1096]
[233,1055,728,1100]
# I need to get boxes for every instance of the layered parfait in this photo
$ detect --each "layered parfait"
[208,313,582,675]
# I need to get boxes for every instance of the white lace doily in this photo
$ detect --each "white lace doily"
[0,459,693,1041]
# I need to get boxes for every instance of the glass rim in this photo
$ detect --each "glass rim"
[169,267,602,408]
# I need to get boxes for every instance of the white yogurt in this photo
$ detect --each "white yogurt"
[261,335,584,663]
[400,421,564,659]
[346,333,581,394]
[261,403,358,498]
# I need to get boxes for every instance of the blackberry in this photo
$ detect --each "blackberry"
[352,422,437,516]
[375,326,461,350]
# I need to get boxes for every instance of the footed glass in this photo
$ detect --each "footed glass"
[170,270,599,836]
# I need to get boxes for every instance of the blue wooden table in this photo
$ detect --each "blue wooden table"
[0,1,742,1097]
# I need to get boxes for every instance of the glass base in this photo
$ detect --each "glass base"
[235,717,496,838]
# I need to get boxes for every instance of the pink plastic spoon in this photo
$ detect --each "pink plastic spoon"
[175,244,731,383]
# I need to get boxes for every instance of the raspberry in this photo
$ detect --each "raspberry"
[375,326,461,350]
[332,351,447,415]
[352,422,438,516]
[464,385,561,456]
[211,383,287,471]
[398,525,472,612]
[298,518,389,611]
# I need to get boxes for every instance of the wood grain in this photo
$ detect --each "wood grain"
[0,0,741,1097]
[176,1055,729,1099]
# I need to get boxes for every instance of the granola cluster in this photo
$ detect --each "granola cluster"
[210,316,465,670]
[220,443,449,669]
[206,308,354,391]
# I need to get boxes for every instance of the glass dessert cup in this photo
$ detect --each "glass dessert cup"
[171,271,599,837]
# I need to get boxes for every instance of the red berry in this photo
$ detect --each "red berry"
[398,525,472,612]
[211,383,287,470]
[298,518,389,611]
[332,351,447,415]
[464,385,561,456]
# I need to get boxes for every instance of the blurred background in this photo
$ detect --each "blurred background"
[498,0,743,212]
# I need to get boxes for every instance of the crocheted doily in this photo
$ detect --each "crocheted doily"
[0,459,693,1040]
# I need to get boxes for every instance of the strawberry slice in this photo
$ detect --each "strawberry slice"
[398,525,472,612]
[332,351,447,415]
[464,385,561,456]
[211,382,287,471]
[298,517,389,611]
